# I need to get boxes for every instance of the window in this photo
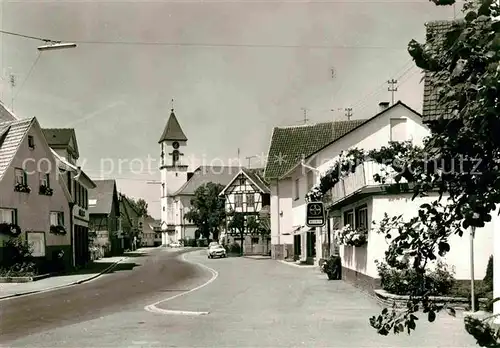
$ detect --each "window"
[0,208,16,224]
[28,135,35,149]
[294,179,300,200]
[239,177,246,186]
[251,237,259,244]
[390,118,407,142]
[235,193,243,208]
[26,232,45,257]
[246,194,255,207]
[84,188,88,209]
[307,170,314,190]
[14,168,26,185]
[355,205,368,231]
[50,211,64,226]
[162,183,166,196]
[343,209,354,227]
[39,173,50,187]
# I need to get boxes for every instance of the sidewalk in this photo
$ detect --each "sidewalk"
[0,248,153,300]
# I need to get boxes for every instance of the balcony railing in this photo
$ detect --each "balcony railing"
[329,161,407,204]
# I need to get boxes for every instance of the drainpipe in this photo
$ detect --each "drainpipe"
[276,178,281,259]
[69,201,75,268]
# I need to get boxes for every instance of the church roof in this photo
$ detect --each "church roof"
[158,109,188,143]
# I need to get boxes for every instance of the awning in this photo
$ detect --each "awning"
[282,225,301,236]
[295,225,315,235]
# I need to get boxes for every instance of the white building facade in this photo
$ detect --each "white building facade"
[158,108,189,245]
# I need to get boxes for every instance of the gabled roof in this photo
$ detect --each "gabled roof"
[88,179,118,215]
[50,149,96,189]
[263,119,366,180]
[42,128,79,158]
[302,100,422,163]
[0,118,35,182]
[158,110,188,143]
[421,19,465,123]
[0,101,17,122]
[220,167,270,196]
[173,165,242,196]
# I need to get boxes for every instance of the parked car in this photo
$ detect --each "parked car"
[170,242,182,248]
[207,244,227,258]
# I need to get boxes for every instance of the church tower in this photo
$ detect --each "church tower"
[158,106,188,245]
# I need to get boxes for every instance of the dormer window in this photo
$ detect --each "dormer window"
[28,135,35,149]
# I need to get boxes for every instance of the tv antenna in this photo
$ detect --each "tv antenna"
[387,79,398,105]
[345,108,353,121]
[300,108,309,124]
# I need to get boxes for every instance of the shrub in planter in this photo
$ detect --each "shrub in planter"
[322,255,342,280]
[375,259,455,296]
[0,237,37,277]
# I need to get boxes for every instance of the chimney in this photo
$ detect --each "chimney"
[378,102,390,112]
[187,172,194,181]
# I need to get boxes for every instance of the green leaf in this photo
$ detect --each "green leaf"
[445,307,456,317]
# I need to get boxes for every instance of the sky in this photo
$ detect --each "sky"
[0,0,457,218]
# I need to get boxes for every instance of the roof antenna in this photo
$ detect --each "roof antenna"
[171,98,174,112]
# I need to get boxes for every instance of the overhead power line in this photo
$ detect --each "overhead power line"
[0,29,61,43]
[70,40,405,50]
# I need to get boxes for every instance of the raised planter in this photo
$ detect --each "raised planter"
[374,289,489,310]
[0,273,54,283]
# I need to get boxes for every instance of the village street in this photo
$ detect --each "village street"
[1,249,477,347]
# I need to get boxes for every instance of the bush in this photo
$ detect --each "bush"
[375,259,455,296]
[225,242,241,254]
[322,255,341,280]
[0,237,37,277]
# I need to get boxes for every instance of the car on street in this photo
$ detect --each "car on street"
[169,242,182,248]
[207,243,226,258]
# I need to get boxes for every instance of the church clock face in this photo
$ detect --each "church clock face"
[172,141,180,149]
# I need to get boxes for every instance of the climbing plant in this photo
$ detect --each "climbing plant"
[307,0,500,345]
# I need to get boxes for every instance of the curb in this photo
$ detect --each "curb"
[277,260,317,268]
[0,257,127,301]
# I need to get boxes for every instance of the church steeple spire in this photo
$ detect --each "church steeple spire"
[158,101,188,144]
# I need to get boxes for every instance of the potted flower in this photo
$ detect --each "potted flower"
[39,185,53,196]
[50,225,66,235]
[0,222,22,237]
[334,225,368,247]
[321,255,342,280]
[14,183,31,193]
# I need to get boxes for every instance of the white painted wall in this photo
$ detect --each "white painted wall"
[315,104,430,176]
[338,193,493,281]
[270,179,293,246]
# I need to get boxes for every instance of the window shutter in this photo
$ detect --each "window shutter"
[47,174,50,188]
[23,171,27,184]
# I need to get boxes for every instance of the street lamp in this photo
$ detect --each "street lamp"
[37,42,77,51]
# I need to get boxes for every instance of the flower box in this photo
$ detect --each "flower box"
[14,183,31,193]
[39,185,53,196]
[0,223,21,237]
[334,224,368,247]
[50,225,66,235]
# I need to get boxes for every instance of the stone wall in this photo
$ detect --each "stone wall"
[271,244,294,260]
[374,289,489,311]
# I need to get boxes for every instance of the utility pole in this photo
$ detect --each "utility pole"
[246,155,257,168]
[345,108,353,121]
[300,108,309,124]
[387,79,398,105]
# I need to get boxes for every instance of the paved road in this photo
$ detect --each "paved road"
[0,248,204,345]
[2,249,479,347]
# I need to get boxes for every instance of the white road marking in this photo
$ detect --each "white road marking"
[144,251,219,316]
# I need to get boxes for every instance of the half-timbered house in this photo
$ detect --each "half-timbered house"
[220,167,271,255]
[88,179,121,256]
